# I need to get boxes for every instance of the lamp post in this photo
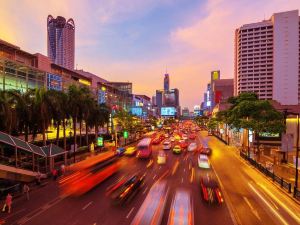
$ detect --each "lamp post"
[295,113,299,196]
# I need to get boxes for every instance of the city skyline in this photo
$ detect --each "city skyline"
[0,0,300,108]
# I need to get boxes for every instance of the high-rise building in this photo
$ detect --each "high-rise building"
[47,15,75,70]
[234,10,300,105]
[212,79,234,104]
[156,90,164,107]
[164,73,170,91]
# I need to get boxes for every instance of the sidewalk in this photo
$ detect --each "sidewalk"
[214,133,297,186]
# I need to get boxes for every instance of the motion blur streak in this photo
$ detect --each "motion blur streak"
[172,160,180,175]
[131,181,168,225]
[248,183,289,225]
[257,183,300,223]
[60,152,120,196]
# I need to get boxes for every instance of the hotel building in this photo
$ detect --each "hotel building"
[234,10,300,105]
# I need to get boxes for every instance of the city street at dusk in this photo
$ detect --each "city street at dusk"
[1,1,300,225]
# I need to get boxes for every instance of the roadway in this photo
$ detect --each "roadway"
[3,129,300,225]
[198,131,300,225]
[3,131,233,225]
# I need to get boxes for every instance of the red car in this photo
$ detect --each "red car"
[189,134,196,140]
[200,176,223,204]
[180,141,188,149]
[152,138,161,145]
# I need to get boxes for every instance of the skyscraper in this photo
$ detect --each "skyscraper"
[47,15,75,70]
[164,73,169,91]
[234,10,300,105]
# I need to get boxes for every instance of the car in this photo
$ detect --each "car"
[163,141,172,150]
[110,173,145,205]
[152,137,161,145]
[157,151,167,164]
[189,134,196,140]
[200,175,223,204]
[167,189,194,225]
[173,145,182,154]
[208,130,213,136]
[179,140,188,149]
[200,147,212,155]
[164,133,169,138]
[198,154,210,169]
[124,146,137,156]
[159,134,165,141]
[170,137,176,142]
[116,147,126,156]
[182,134,188,140]
[174,135,181,141]
[188,142,197,152]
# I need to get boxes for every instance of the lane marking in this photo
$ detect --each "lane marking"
[17,196,66,225]
[143,186,149,195]
[181,177,184,183]
[126,207,135,219]
[257,183,300,223]
[82,201,93,210]
[153,174,157,180]
[183,168,186,173]
[248,183,289,225]
[243,196,261,221]
[190,167,195,183]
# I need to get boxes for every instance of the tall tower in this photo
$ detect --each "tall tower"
[164,73,169,91]
[47,15,75,70]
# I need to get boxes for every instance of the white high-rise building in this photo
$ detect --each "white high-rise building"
[234,10,300,105]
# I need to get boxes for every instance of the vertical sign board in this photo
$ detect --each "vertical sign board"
[281,133,294,152]
[123,131,128,139]
[97,137,104,147]
[47,73,62,91]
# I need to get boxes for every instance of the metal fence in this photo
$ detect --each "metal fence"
[240,152,292,194]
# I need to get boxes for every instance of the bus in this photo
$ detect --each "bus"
[59,152,120,196]
[131,181,169,225]
[136,138,152,159]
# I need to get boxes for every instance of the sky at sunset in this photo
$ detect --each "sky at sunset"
[1,0,300,109]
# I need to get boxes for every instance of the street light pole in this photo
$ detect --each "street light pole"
[294,113,299,196]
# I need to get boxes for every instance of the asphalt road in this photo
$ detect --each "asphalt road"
[2,130,300,225]
[198,131,300,225]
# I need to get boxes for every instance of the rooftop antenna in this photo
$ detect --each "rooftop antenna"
[165,66,168,74]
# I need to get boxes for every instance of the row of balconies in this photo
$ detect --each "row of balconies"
[240,26,273,33]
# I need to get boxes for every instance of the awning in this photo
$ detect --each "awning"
[0,131,46,157]
[41,144,66,157]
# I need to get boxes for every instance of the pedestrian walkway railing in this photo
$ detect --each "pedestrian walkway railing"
[240,152,292,194]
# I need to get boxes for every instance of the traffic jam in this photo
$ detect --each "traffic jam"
[59,120,224,225]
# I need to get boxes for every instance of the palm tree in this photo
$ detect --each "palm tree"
[9,89,35,142]
[67,85,84,151]
[0,90,16,134]
[34,88,52,146]
[87,103,110,144]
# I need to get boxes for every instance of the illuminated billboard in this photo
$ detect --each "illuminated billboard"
[98,90,106,104]
[131,107,143,116]
[211,70,220,81]
[161,107,176,116]
[47,73,62,91]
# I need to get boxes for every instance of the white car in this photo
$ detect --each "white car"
[188,142,197,152]
[182,134,188,140]
[170,137,175,142]
[163,141,172,150]
[157,151,167,164]
[198,154,210,169]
